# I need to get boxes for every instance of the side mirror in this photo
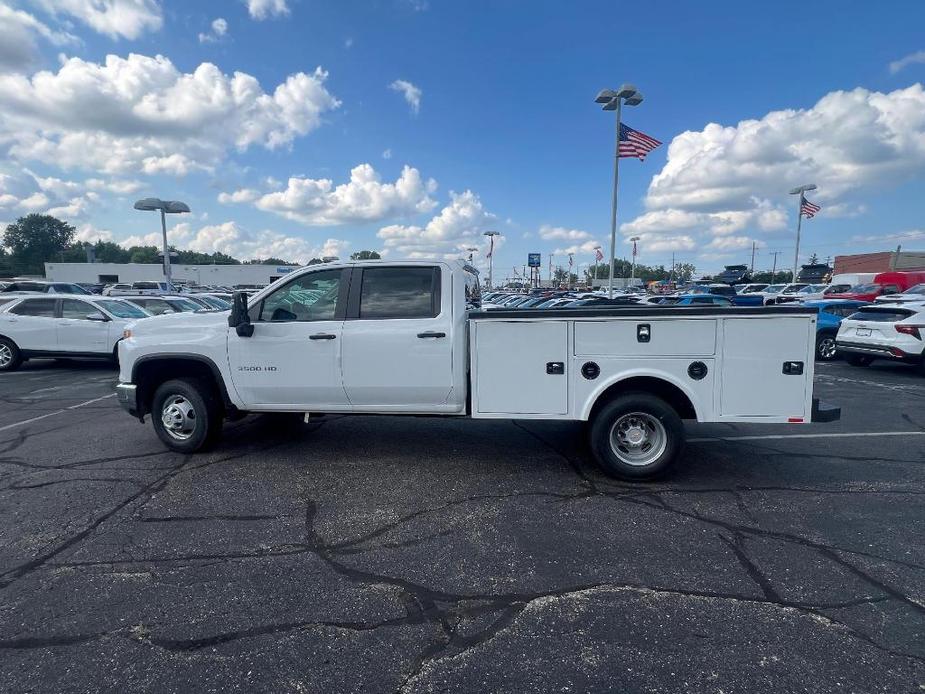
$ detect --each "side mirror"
[229,291,254,337]
[86,312,109,322]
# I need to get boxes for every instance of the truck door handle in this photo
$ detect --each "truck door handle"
[417,331,446,338]
[309,333,337,340]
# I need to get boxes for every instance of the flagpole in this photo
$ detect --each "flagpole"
[792,193,804,282]
[607,99,623,299]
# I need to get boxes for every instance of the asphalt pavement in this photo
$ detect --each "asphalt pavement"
[0,358,923,693]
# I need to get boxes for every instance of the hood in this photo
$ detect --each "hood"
[129,309,229,332]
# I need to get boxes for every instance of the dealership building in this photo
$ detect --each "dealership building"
[834,250,925,274]
[43,262,299,287]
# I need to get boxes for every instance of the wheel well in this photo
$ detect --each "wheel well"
[133,357,229,416]
[589,376,697,421]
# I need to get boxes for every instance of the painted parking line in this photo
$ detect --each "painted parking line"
[689,430,925,443]
[0,394,116,434]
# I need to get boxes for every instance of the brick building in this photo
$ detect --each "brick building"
[834,250,925,274]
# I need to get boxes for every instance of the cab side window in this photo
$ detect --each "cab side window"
[259,270,341,322]
[10,299,56,317]
[358,267,439,319]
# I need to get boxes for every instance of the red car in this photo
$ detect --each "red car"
[825,271,925,302]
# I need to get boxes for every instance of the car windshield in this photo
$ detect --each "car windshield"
[96,300,149,318]
[902,283,925,294]
[765,285,784,292]
[849,283,880,293]
[166,297,202,311]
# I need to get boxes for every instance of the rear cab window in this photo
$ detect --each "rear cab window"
[358,267,439,319]
[848,307,915,322]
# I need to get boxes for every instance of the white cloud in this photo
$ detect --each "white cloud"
[0,3,79,71]
[553,240,602,256]
[889,51,925,75]
[538,225,593,242]
[218,188,260,204]
[0,54,340,175]
[0,169,143,223]
[377,190,496,259]
[850,228,925,244]
[245,0,289,20]
[119,221,346,263]
[198,17,228,43]
[75,223,114,243]
[389,79,421,115]
[34,0,163,40]
[704,236,764,252]
[225,164,438,226]
[622,84,925,254]
[382,148,392,160]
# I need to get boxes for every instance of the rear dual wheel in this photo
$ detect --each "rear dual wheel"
[589,393,684,480]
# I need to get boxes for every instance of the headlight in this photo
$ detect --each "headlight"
[122,329,133,339]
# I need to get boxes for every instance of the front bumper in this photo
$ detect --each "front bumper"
[116,383,139,417]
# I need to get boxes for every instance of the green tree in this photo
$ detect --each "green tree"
[246,257,298,266]
[306,258,324,266]
[127,245,161,263]
[350,250,381,260]
[3,214,75,275]
[807,252,819,265]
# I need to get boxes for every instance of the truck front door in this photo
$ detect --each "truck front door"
[341,265,454,409]
[227,268,350,409]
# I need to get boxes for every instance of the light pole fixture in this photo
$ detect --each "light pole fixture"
[789,183,817,281]
[483,230,500,288]
[133,198,190,289]
[596,83,644,298]
[466,247,478,262]
[629,236,641,285]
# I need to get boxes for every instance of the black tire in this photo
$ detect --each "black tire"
[815,332,838,361]
[588,393,685,480]
[0,337,23,372]
[845,354,873,367]
[151,378,223,453]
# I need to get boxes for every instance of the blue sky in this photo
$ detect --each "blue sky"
[0,0,923,278]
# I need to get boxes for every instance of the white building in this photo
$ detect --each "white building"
[44,262,300,287]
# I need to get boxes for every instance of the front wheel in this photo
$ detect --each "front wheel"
[588,393,685,480]
[815,333,838,361]
[151,378,223,453]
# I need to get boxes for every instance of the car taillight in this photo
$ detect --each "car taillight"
[895,325,922,339]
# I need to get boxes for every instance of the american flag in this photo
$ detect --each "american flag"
[595,248,604,262]
[632,239,638,257]
[619,123,662,160]
[801,197,821,219]
[568,253,574,268]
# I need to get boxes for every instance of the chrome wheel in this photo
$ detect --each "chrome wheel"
[609,412,668,467]
[160,395,197,441]
[0,343,11,369]
[818,336,837,360]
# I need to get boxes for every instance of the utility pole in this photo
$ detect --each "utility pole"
[750,241,756,274]
[770,251,781,281]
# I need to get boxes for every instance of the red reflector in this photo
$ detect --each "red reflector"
[890,347,905,357]
[788,417,804,423]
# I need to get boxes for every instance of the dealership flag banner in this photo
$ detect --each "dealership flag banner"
[801,197,821,219]
[619,124,662,160]
[595,248,604,262]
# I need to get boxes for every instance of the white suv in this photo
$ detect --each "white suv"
[836,302,925,373]
[0,296,150,371]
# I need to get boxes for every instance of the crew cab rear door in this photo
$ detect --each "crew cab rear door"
[227,268,350,409]
[340,265,454,409]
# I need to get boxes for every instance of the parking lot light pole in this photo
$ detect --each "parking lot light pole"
[629,236,641,286]
[596,84,644,298]
[466,247,478,263]
[133,198,191,289]
[483,230,500,289]
[789,183,817,281]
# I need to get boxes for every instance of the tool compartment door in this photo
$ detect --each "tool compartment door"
[720,317,813,419]
[473,321,568,415]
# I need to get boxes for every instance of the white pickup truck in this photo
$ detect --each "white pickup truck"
[115,260,839,479]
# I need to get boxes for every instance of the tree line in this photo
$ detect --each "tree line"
[1,214,380,277]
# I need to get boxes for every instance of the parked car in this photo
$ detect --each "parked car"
[836,302,925,372]
[788,284,831,303]
[735,283,769,294]
[661,294,733,306]
[802,299,867,361]
[184,294,232,310]
[1,281,91,295]
[826,271,925,302]
[715,264,750,285]
[771,283,810,304]
[755,284,787,305]
[123,296,205,315]
[874,283,925,304]
[0,296,151,371]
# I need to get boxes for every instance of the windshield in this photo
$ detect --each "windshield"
[765,285,784,292]
[849,283,880,293]
[166,297,201,311]
[902,283,925,294]
[96,300,149,318]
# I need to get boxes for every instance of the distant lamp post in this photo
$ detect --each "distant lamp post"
[133,198,190,288]
[596,83,644,298]
[592,245,602,286]
[483,230,500,288]
[629,236,641,284]
[466,247,478,263]
[789,183,817,281]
